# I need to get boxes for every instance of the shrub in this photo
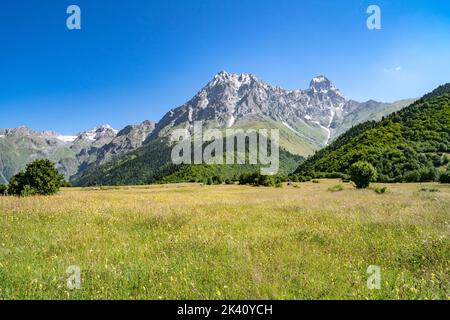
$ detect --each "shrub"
[349,161,377,189]
[275,179,283,188]
[258,175,274,187]
[206,177,213,185]
[419,167,438,182]
[20,185,36,197]
[0,184,8,196]
[404,170,421,183]
[239,173,256,185]
[322,172,350,180]
[312,180,320,184]
[419,188,440,193]
[7,172,26,196]
[224,179,233,185]
[7,159,64,196]
[238,173,282,187]
[373,186,388,194]
[328,184,344,192]
[60,180,72,188]
[439,169,450,183]
[288,174,312,183]
[211,176,223,185]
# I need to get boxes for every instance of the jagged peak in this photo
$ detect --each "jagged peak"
[309,75,332,90]
[95,124,117,133]
[75,124,118,142]
[209,71,261,87]
[117,120,155,137]
[309,75,344,97]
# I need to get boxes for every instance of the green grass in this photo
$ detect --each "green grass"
[328,184,344,192]
[0,180,449,300]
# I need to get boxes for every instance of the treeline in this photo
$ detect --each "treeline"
[74,135,304,186]
[295,85,450,183]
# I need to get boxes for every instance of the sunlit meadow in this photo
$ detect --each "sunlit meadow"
[0,180,449,300]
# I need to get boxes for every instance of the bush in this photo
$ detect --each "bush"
[328,184,344,192]
[419,167,438,182]
[60,181,72,188]
[7,172,26,196]
[20,185,37,197]
[212,176,223,185]
[439,169,450,183]
[289,174,312,183]
[349,161,377,189]
[419,188,440,193]
[7,159,64,196]
[404,170,421,183]
[238,173,282,187]
[224,179,233,185]
[373,186,388,194]
[0,184,8,196]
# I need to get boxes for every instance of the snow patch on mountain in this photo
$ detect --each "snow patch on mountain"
[57,135,77,143]
[76,124,118,142]
[227,115,236,127]
[312,120,331,145]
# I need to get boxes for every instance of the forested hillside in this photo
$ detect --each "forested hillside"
[295,84,450,182]
[74,137,303,186]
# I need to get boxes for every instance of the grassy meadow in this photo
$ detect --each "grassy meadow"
[0,180,449,300]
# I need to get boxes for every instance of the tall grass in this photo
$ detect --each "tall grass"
[0,180,448,300]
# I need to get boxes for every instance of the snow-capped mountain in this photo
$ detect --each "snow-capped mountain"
[0,71,413,184]
[149,71,411,153]
[73,124,118,143]
[0,122,155,183]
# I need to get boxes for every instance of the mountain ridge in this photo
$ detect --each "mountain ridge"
[1,71,415,184]
[294,83,450,182]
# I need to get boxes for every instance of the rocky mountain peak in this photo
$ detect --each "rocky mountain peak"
[151,72,354,142]
[117,120,155,138]
[208,71,262,90]
[0,126,60,139]
[309,76,333,92]
[74,124,117,143]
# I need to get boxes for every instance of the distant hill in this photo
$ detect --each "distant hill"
[73,136,304,186]
[295,84,450,182]
[0,122,155,184]
[1,71,414,185]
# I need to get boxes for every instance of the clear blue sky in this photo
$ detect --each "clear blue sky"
[0,0,449,134]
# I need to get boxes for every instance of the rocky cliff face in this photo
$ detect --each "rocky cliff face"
[149,71,403,148]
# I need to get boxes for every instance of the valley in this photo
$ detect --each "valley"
[0,181,448,299]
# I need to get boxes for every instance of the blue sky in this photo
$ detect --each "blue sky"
[0,0,449,134]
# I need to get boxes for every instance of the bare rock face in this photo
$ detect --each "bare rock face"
[0,122,156,183]
[148,71,386,147]
[88,120,156,166]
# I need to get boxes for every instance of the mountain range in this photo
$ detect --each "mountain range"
[295,83,450,182]
[0,71,415,185]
